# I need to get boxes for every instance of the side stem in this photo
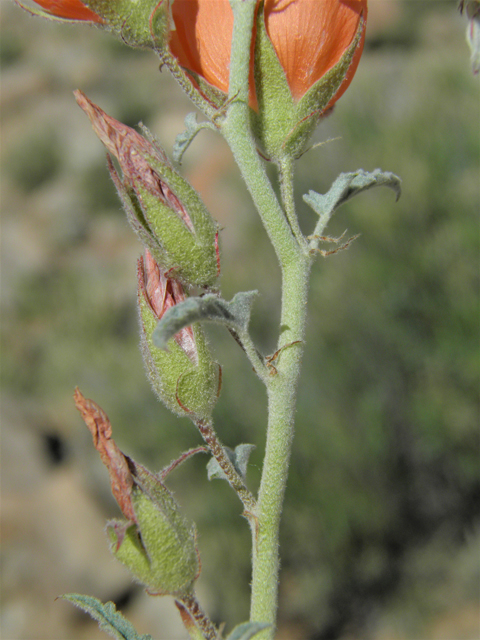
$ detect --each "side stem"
[176,592,219,640]
[278,155,306,248]
[195,418,256,514]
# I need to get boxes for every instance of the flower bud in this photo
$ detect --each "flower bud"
[107,481,200,597]
[169,0,367,159]
[251,0,367,159]
[138,251,220,420]
[25,0,172,49]
[75,91,220,288]
[74,388,200,597]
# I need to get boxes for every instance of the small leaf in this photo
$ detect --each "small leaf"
[225,621,271,640]
[61,594,152,640]
[304,169,401,242]
[152,291,258,351]
[207,444,255,482]
[173,113,216,164]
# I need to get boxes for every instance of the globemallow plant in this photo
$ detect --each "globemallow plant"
[15,0,403,638]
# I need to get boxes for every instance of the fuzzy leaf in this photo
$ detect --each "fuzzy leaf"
[207,444,255,482]
[152,291,258,351]
[61,594,152,640]
[304,169,401,241]
[173,113,216,164]
[225,621,271,640]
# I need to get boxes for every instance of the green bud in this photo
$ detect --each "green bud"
[75,90,220,288]
[138,251,220,420]
[108,483,199,597]
[75,389,200,597]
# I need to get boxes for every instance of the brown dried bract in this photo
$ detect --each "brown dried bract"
[74,387,136,522]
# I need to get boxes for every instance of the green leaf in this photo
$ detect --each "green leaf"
[206,444,255,482]
[225,621,271,640]
[152,291,258,351]
[173,113,217,165]
[304,169,401,242]
[61,594,152,640]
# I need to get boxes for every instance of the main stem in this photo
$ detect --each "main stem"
[250,255,310,634]
[224,3,312,636]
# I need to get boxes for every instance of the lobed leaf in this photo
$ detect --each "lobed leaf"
[152,291,258,351]
[61,594,152,640]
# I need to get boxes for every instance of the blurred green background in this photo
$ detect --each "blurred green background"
[1,1,479,639]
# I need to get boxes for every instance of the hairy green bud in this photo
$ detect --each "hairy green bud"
[75,90,220,288]
[138,251,220,420]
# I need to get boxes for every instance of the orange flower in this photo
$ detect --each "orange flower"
[31,0,102,22]
[170,0,367,107]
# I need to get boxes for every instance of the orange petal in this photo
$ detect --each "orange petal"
[170,0,234,95]
[33,0,102,22]
[264,0,366,101]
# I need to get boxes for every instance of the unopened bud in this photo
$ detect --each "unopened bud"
[75,389,200,597]
[107,478,200,597]
[75,90,220,288]
[138,251,220,420]
[24,0,171,50]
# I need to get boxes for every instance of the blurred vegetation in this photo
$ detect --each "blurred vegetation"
[1,1,479,639]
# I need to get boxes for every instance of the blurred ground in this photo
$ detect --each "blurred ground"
[1,1,479,639]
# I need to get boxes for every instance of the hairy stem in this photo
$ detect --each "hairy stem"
[250,256,310,635]
[176,592,218,640]
[224,2,313,637]
[278,155,306,249]
[195,419,256,513]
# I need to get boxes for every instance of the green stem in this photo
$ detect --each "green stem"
[250,253,311,637]
[195,418,256,513]
[176,592,218,640]
[158,52,217,121]
[223,0,297,268]
[278,155,306,249]
[223,3,313,637]
[230,327,271,385]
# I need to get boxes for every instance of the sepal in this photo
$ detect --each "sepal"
[250,5,366,161]
[82,0,172,49]
[107,482,200,597]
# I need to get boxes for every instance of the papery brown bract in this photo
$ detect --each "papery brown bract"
[141,250,197,363]
[74,388,136,521]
